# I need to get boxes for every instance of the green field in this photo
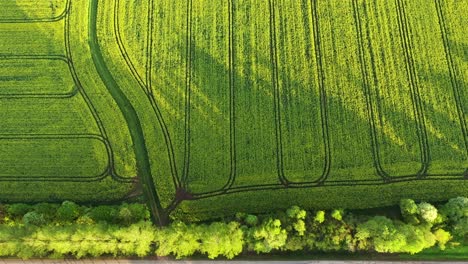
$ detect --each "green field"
[0,0,466,223]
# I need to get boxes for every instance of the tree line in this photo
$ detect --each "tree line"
[0,197,466,259]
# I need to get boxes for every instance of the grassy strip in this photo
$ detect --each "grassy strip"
[87,0,165,225]
[400,245,468,260]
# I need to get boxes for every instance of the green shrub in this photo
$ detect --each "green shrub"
[199,222,244,259]
[22,212,46,226]
[245,218,287,253]
[314,210,326,224]
[117,203,150,225]
[306,217,354,252]
[433,228,452,250]
[7,204,32,218]
[417,202,438,224]
[0,199,466,259]
[400,199,420,225]
[155,221,201,259]
[88,205,117,223]
[355,216,406,253]
[245,214,259,226]
[331,209,344,221]
[56,201,81,222]
[33,203,58,222]
[440,197,468,240]
[355,216,437,254]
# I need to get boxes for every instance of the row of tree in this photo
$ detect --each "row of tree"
[0,197,466,259]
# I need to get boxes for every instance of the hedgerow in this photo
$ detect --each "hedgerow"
[0,198,466,259]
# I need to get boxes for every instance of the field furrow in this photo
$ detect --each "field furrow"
[353,0,425,178]
[115,0,148,83]
[438,0,468,172]
[150,1,188,188]
[316,0,378,182]
[402,0,467,175]
[273,0,327,184]
[231,0,279,187]
[184,0,232,193]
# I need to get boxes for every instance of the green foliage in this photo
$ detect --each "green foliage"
[154,222,201,259]
[440,197,468,240]
[433,228,452,250]
[246,218,287,253]
[0,222,155,259]
[356,216,437,254]
[314,210,326,224]
[356,216,406,253]
[331,209,344,221]
[56,201,81,222]
[33,203,59,222]
[88,205,118,224]
[417,202,438,223]
[2,201,149,227]
[287,206,306,220]
[441,197,468,221]
[401,199,419,216]
[22,212,46,226]
[7,204,32,218]
[245,214,259,227]
[125,203,150,222]
[398,224,436,254]
[306,217,354,252]
[281,206,308,251]
[199,222,244,259]
[400,199,420,225]
[0,200,466,259]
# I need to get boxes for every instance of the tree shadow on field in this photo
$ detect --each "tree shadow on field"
[448,39,468,63]
[153,36,468,191]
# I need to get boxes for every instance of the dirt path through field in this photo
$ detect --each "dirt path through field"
[87,0,166,224]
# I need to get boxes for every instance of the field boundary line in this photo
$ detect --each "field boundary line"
[113,0,181,190]
[434,0,468,158]
[0,0,70,23]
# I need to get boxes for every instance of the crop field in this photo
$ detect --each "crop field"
[0,0,467,223]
